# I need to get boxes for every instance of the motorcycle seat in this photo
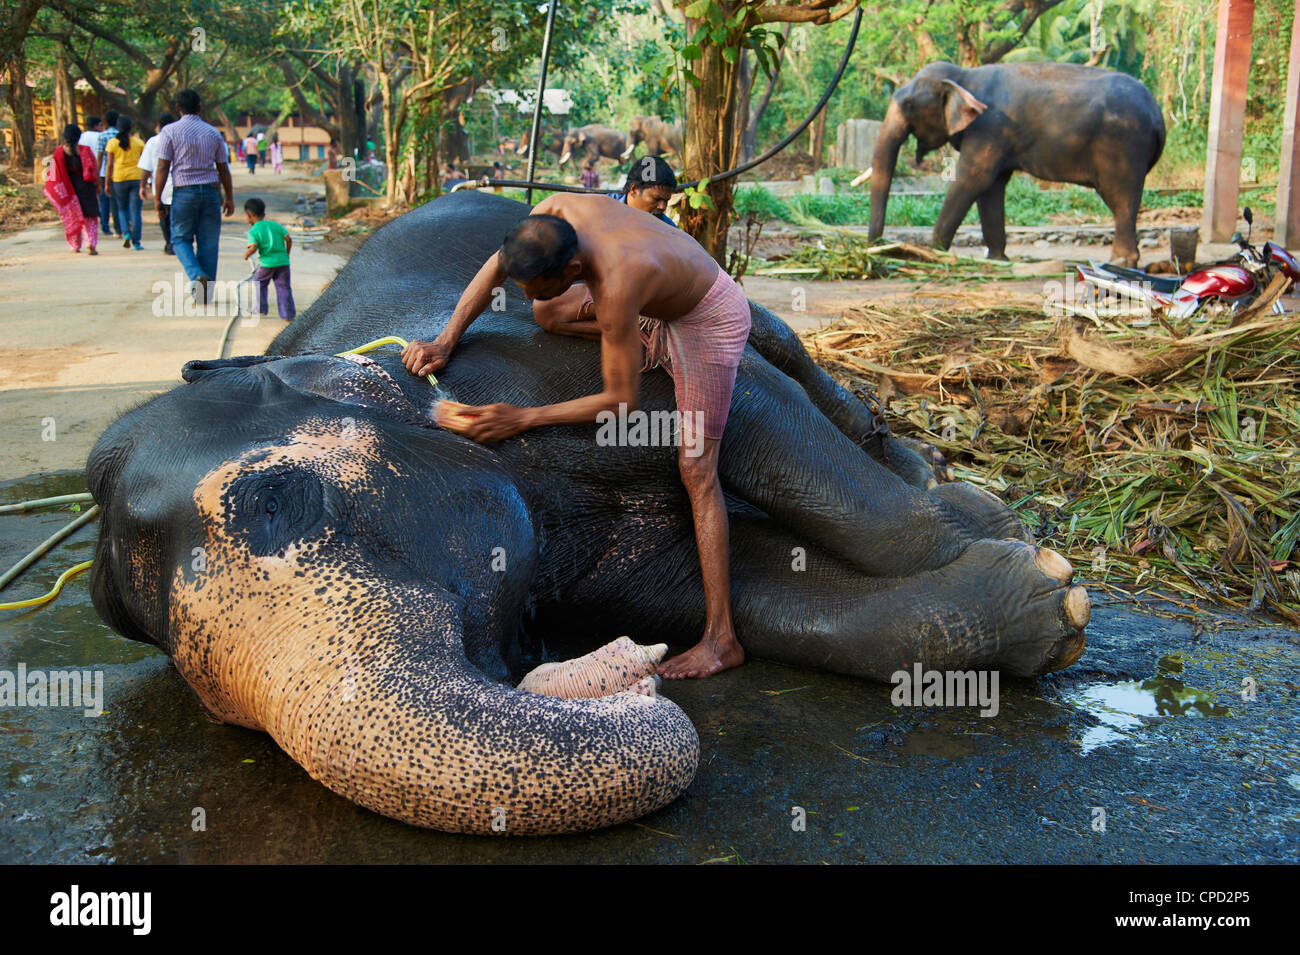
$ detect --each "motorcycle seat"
[1099,263,1183,295]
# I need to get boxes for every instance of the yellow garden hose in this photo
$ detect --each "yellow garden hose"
[0,560,94,611]
[3,338,437,613]
[336,336,439,388]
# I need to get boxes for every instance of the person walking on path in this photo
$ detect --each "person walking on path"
[257,132,267,167]
[44,123,101,255]
[242,197,296,321]
[243,133,258,175]
[139,113,176,254]
[270,137,282,174]
[77,116,102,162]
[96,110,122,238]
[152,89,235,305]
[104,117,146,250]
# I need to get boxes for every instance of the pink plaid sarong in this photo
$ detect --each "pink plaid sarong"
[638,267,751,440]
[580,267,751,439]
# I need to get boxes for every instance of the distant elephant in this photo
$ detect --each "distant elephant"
[867,61,1165,266]
[87,191,1090,836]
[515,127,564,159]
[558,124,628,168]
[622,115,683,161]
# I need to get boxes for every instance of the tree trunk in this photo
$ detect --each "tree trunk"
[1,0,46,166]
[4,51,36,167]
[809,105,827,166]
[681,16,742,266]
[341,64,362,161]
[379,69,399,204]
[264,105,293,144]
[210,105,241,150]
[742,24,790,162]
[53,50,77,128]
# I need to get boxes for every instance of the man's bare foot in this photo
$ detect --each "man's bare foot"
[659,633,744,679]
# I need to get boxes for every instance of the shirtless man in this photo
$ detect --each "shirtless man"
[400,192,751,678]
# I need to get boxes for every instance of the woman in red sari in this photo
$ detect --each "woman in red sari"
[44,123,101,254]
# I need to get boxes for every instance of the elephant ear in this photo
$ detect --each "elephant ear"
[941,79,987,136]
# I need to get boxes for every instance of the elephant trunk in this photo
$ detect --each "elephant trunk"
[868,98,910,242]
[171,576,699,835]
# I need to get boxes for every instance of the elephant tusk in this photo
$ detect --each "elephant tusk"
[850,166,872,188]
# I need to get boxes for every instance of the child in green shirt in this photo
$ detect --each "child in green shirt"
[243,197,296,320]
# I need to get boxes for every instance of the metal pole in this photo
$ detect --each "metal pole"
[526,0,559,205]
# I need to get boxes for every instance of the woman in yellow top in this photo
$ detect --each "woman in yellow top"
[104,117,146,250]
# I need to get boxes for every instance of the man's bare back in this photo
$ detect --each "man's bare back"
[534,194,719,323]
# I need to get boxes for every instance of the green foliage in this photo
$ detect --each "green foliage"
[733,185,787,219]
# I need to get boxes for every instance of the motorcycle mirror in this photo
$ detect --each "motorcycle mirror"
[1230,231,1243,245]
[1243,207,1253,225]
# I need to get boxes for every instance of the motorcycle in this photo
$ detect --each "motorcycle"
[1075,207,1300,319]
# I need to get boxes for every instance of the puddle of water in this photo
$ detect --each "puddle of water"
[1065,654,1231,754]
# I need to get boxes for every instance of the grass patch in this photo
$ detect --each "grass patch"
[801,293,1300,621]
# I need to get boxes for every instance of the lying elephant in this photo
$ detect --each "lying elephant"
[87,191,1089,836]
[558,123,628,168]
[622,115,683,161]
[867,61,1165,266]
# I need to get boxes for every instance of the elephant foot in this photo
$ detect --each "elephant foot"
[963,539,1089,674]
[885,436,952,489]
[518,636,666,698]
[929,480,1033,544]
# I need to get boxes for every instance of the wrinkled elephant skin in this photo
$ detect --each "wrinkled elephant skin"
[867,61,1165,266]
[88,192,1089,836]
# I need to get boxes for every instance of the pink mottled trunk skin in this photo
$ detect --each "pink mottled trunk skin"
[518,637,667,698]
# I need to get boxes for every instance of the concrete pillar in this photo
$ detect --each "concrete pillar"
[1276,0,1300,246]
[1202,0,1255,241]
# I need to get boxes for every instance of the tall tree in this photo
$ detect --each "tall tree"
[674,0,859,265]
[1,0,42,167]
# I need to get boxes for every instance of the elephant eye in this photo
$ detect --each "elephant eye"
[223,466,327,556]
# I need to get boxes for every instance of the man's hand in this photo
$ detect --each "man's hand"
[154,197,164,215]
[438,402,533,443]
[401,337,455,378]
[222,194,235,216]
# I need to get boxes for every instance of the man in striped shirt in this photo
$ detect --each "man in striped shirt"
[152,89,234,304]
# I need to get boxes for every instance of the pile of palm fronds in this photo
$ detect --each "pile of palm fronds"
[801,288,1300,622]
[753,233,1014,283]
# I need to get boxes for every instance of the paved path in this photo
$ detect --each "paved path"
[0,164,345,481]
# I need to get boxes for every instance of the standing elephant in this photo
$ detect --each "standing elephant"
[621,116,683,161]
[87,191,1088,836]
[515,127,564,160]
[867,61,1165,265]
[558,124,628,168]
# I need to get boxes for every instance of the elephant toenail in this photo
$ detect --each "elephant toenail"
[1035,547,1073,582]
[1064,585,1090,629]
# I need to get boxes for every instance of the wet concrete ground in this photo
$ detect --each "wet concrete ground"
[1,471,1297,864]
